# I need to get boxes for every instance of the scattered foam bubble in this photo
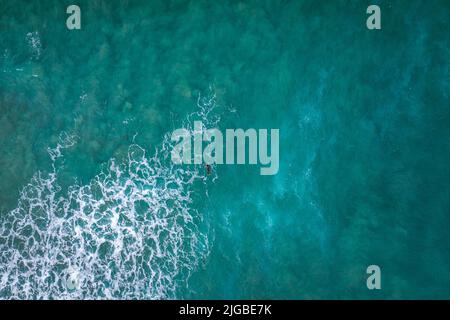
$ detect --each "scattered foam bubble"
[0,94,219,299]
[47,132,78,162]
[26,31,42,60]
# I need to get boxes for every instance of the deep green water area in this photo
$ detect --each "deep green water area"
[0,0,449,299]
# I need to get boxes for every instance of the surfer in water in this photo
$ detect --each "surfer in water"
[205,164,212,175]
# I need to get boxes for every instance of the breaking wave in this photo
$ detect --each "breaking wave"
[0,94,219,299]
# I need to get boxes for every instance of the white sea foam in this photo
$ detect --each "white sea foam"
[0,94,219,299]
[26,31,42,60]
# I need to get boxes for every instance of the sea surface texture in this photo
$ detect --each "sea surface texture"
[0,0,449,299]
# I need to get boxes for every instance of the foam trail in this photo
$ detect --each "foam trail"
[0,94,219,299]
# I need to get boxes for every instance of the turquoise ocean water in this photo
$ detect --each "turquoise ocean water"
[0,0,449,299]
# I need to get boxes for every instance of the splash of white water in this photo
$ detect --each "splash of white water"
[0,94,219,299]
